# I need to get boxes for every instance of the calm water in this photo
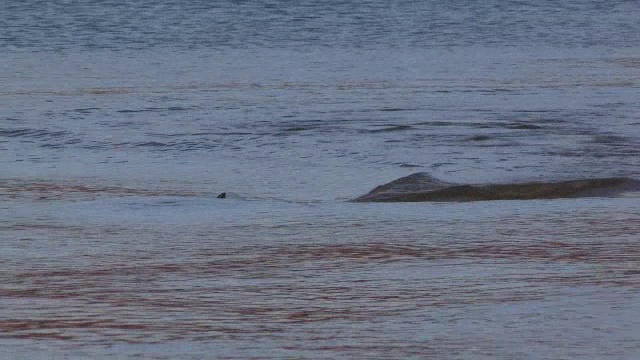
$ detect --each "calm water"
[2,1,640,359]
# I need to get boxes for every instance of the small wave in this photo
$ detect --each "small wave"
[131,140,219,151]
[466,134,493,142]
[0,180,203,201]
[363,125,414,133]
[379,107,416,112]
[72,107,100,114]
[506,122,543,130]
[609,57,640,68]
[0,128,69,139]
[167,106,189,111]
[116,108,160,113]
[353,173,640,202]
[88,87,134,95]
[135,141,167,147]
[590,135,629,145]
[117,106,191,113]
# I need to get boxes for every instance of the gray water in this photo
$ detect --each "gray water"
[2,1,640,359]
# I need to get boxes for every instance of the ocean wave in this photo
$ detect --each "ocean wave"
[353,173,640,202]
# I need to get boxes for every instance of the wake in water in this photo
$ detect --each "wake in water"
[352,173,640,202]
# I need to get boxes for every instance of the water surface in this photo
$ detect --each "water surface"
[2,0,640,358]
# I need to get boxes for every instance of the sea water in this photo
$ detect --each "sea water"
[1,1,640,359]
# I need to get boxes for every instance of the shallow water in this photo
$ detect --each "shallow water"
[3,196,640,359]
[2,0,640,358]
